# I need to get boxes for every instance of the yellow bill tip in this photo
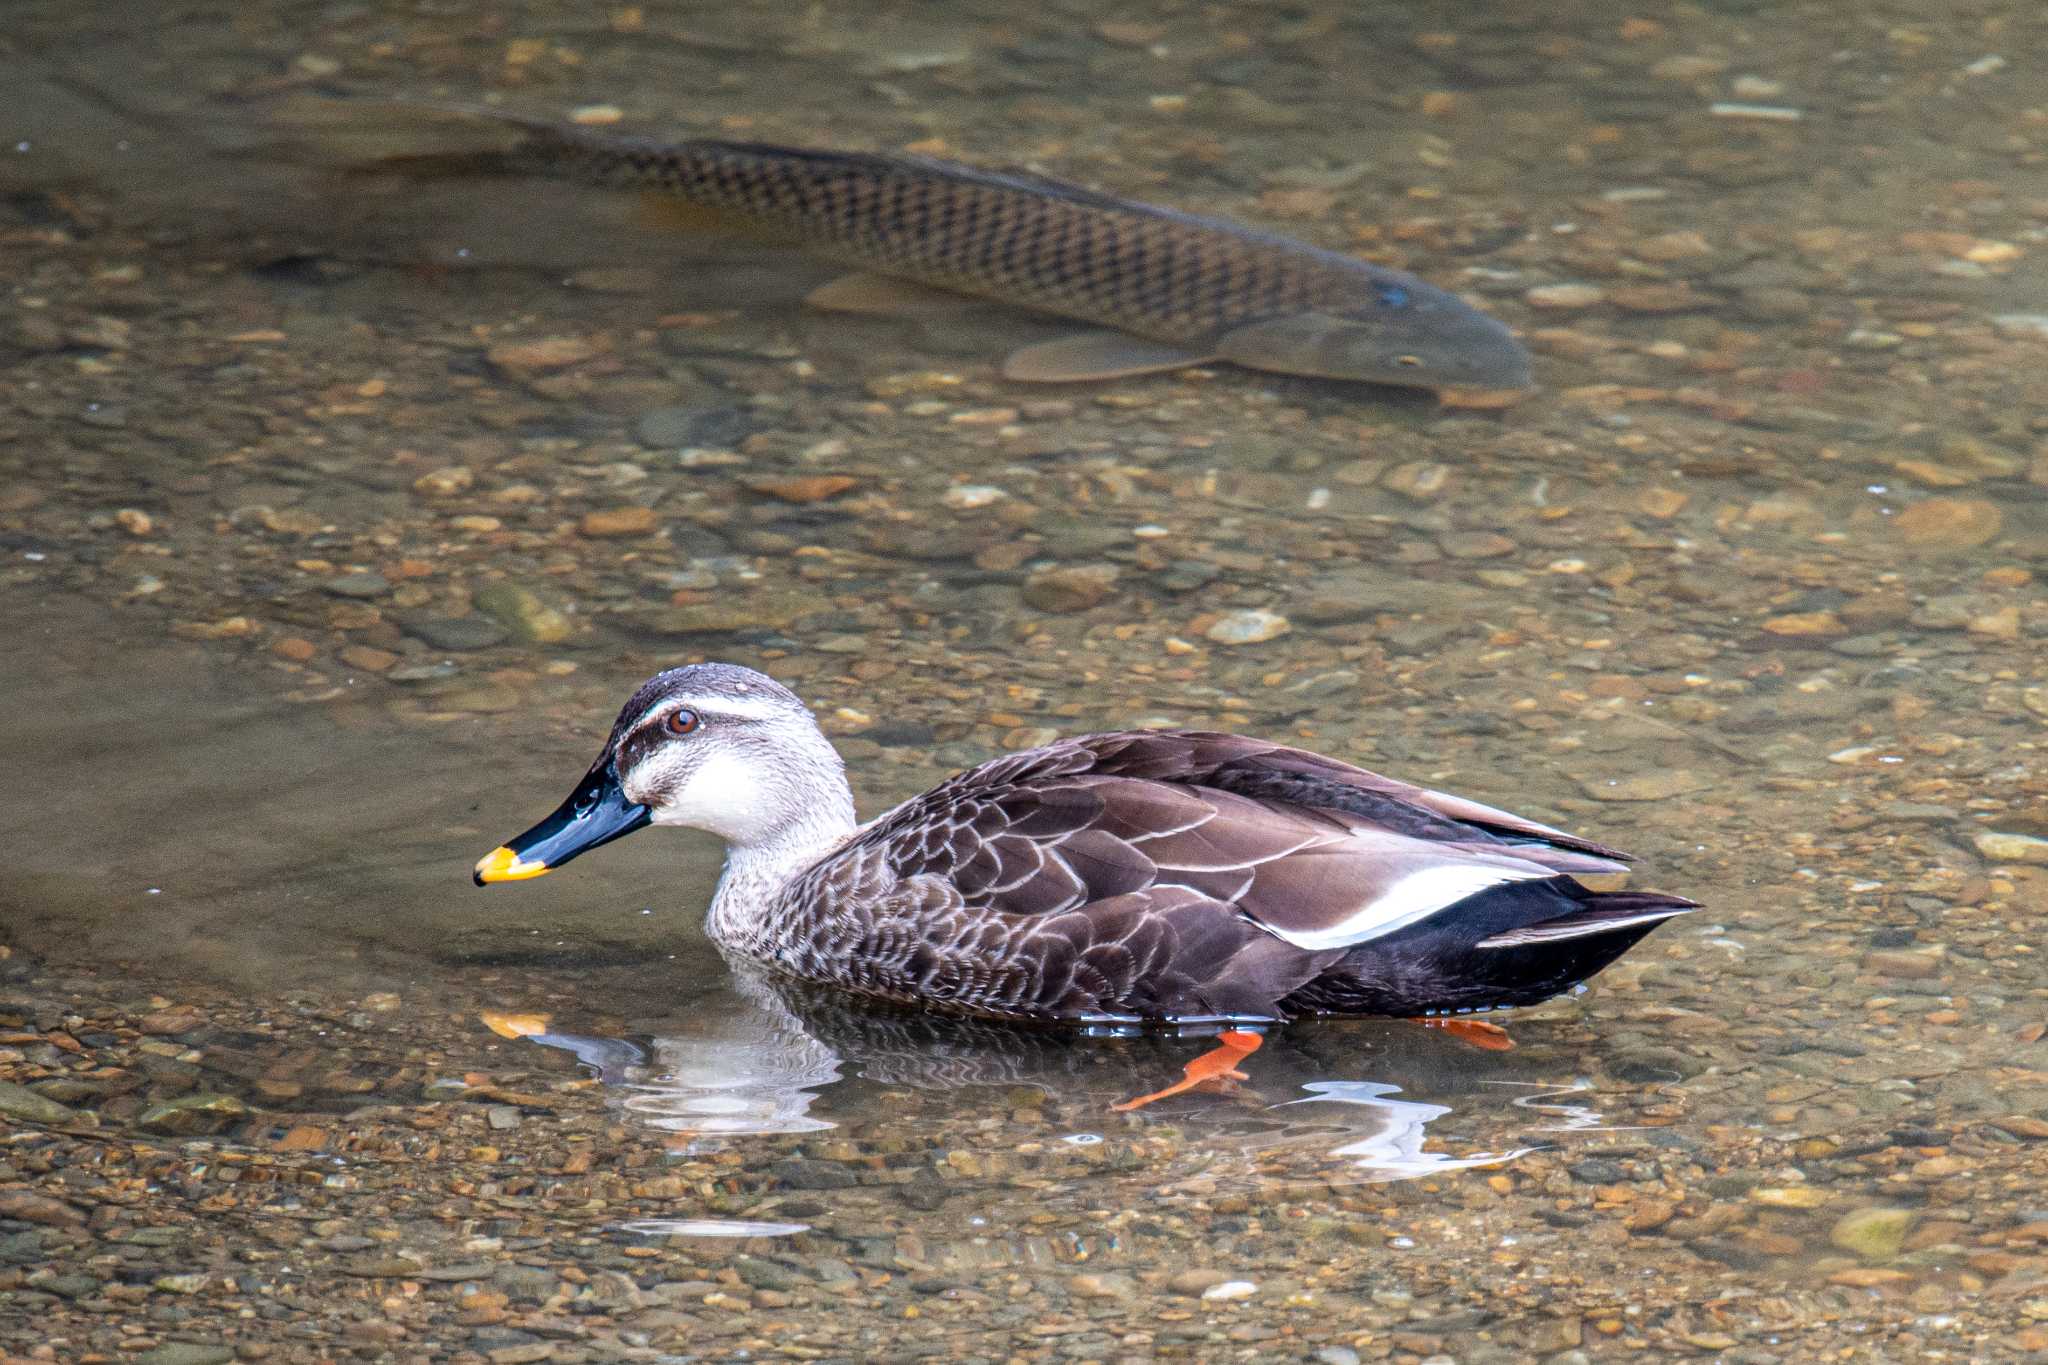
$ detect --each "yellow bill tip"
[474,846,550,884]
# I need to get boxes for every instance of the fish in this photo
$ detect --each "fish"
[364,111,1532,393]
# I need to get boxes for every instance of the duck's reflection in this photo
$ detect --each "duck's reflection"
[498,966,1622,1207]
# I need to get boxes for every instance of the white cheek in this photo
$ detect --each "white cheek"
[646,748,779,845]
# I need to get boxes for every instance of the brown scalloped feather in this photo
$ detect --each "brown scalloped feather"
[738,731,1694,1022]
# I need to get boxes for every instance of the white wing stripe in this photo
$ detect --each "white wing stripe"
[1263,864,1547,951]
[1474,905,1693,949]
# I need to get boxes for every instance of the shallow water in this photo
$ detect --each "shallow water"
[3,2,2047,1361]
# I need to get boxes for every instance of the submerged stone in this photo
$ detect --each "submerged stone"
[1830,1206,1916,1260]
[473,583,574,645]
[0,1080,76,1125]
[136,1093,250,1136]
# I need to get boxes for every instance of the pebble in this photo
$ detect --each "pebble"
[473,583,574,645]
[401,616,508,651]
[942,484,1007,509]
[1202,1280,1258,1302]
[1762,610,1846,638]
[1205,609,1291,645]
[0,1191,86,1227]
[1973,831,2048,864]
[412,466,474,497]
[1892,497,2004,550]
[1526,283,1606,309]
[338,645,398,672]
[746,475,859,504]
[1382,462,1451,501]
[1863,947,1946,979]
[635,404,756,450]
[137,1008,204,1034]
[657,592,815,634]
[1438,531,1516,559]
[322,572,389,599]
[1831,1207,1916,1259]
[1068,1272,1135,1299]
[1991,312,2048,339]
[0,1080,76,1125]
[579,506,659,537]
[135,1093,250,1135]
[1022,565,1119,613]
[1580,769,1713,801]
[1169,1268,1232,1296]
[486,335,603,372]
[1751,1186,1829,1210]
[136,1346,236,1365]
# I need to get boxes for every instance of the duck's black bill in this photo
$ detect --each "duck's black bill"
[473,761,651,886]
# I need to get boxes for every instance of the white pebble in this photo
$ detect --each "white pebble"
[943,484,1007,509]
[1204,609,1291,646]
[1202,1280,1257,1301]
[1709,101,1804,121]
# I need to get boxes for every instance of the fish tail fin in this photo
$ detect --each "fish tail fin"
[253,96,536,176]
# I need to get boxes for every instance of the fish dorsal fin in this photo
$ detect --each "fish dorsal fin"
[685,139,1171,218]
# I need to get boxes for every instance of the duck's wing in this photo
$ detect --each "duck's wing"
[845,731,1632,962]
[1079,730,1630,873]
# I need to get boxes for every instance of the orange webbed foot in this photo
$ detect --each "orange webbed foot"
[480,1009,553,1039]
[1113,1030,1265,1112]
[1411,1016,1515,1051]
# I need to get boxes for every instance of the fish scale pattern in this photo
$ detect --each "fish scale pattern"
[505,126,1401,346]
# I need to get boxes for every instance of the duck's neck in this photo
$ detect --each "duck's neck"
[704,776,858,949]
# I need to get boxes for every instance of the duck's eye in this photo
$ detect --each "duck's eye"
[665,708,701,736]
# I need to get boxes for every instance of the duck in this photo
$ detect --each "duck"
[473,663,1696,1050]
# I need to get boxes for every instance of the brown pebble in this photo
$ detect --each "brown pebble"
[0,1191,87,1227]
[1637,487,1689,519]
[746,475,860,504]
[578,506,659,537]
[338,645,399,672]
[486,335,604,372]
[1993,1115,2048,1139]
[1169,1268,1231,1296]
[1257,187,1338,218]
[1892,497,2003,550]
[272,637,317,663]
[1862,947,1946,980]
[137,1008,205,1035]
[1023,564,1118,613]
[1626,1200,1679,1233]
[1438,531,1516,559]
[1526,283,1605,310]
[1761,610,1846,638]
[412,467,474,497]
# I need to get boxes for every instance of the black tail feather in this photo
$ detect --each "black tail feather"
[1288,880,1695,1017]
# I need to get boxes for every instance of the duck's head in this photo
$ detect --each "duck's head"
[473,662,847,885]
